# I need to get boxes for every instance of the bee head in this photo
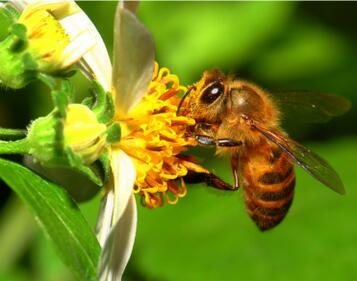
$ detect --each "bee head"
[178,69,228,123]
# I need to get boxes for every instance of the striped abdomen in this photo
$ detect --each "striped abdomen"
[242,144,295,231]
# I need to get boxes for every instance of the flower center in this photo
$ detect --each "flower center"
[115,64,208,208]
[18,3,70,71]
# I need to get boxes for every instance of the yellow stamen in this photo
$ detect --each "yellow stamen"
[115,63,208,208]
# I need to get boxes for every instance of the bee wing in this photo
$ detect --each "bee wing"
[251,121,345,194]
[271,91,351,123]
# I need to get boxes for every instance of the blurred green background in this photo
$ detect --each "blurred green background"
[0,1,356,281]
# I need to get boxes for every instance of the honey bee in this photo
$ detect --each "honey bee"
[178,69,351,231]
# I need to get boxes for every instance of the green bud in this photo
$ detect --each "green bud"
[28,104,109,167]
[27,110,66,166]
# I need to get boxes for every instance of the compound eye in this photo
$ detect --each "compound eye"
[200,82,225,104]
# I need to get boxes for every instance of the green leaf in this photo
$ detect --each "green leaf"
[0,158,100,281]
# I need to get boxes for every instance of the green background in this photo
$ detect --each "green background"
[0,2,356,281]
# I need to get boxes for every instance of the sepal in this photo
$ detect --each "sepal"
[0,24,38,89]
[0,3,19,40]
[89,81,115,124]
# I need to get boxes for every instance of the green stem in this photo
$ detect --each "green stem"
[0,128,26,140]
[0,138,29,154]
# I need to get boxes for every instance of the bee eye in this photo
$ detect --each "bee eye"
[200,82,224,104]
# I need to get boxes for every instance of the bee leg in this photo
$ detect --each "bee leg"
[195,135,216,146]
[231,152,241,189]
[217,139,243,147]
[195,135,243,147]
[184,171,238,191]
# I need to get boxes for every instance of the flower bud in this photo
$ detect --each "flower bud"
[28,104,107,167]
[64,104,107,164]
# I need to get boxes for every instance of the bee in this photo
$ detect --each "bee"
[178,69,351,231]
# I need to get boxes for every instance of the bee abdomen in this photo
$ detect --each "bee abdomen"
[243,154,295,231]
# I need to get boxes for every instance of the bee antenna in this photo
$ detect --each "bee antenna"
[177,86,195,116]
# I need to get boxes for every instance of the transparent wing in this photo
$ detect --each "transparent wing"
[251,121,345,194]
[272,91,351,123]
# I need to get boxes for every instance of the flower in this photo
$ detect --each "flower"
[9,1,208,280]
[79,3,208,281]
[27,103,108,166]
[116,64,209,208]
[0,0,96,88]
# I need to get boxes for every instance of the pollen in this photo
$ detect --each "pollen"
[116,64,209,208]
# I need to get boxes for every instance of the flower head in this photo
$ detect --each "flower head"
[78,3,208,281]
[117,64,208,208]
[18,2,208,280]
[0,0,95,88]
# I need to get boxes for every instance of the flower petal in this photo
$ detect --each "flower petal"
[96,188,115,247]
[59,4,112,91]
[98,194,137,281]
[120,1,139,14]
[110,149,136,222]
[96,148,136,246]
[61,31,95,69]
[112,5,155,115]
[8,0,31,11]
[9,0,78,18]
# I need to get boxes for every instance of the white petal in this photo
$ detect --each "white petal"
[62,31,95,68]
[9,0,76,14]
[110,149,136,222]
[97,149,137,280]
[8,0,31,11]
[96,148,136,247]
[60,5,112,92]
[96,188,115,247]
[98,195,137,281]
[112,5,155,115]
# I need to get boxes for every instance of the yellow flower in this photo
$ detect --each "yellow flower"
[116,64,207,208]
[78,3,207,281]
[64,104,107,165]
[27,102,108,171]
[10,0,96,73]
